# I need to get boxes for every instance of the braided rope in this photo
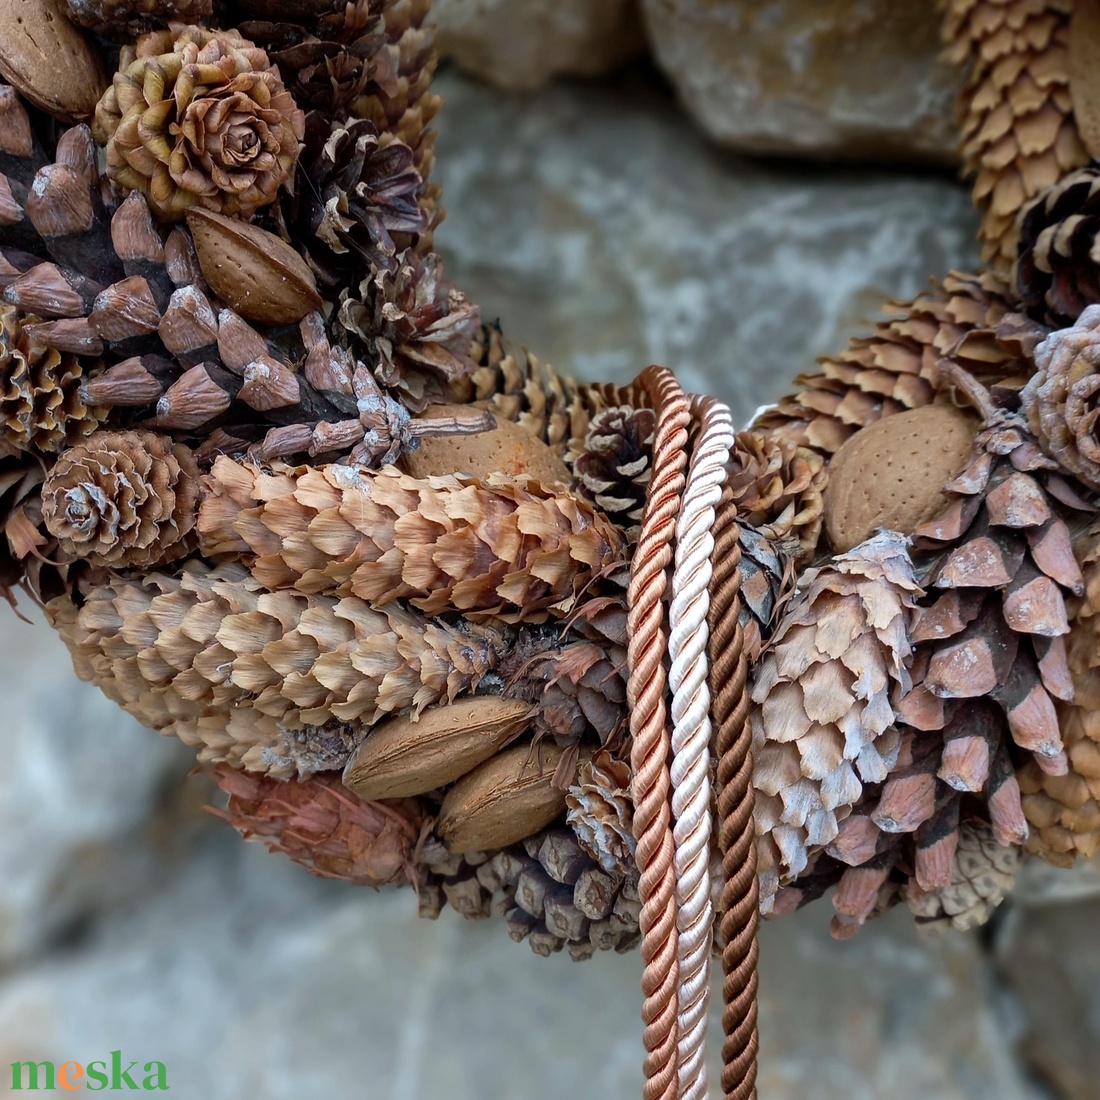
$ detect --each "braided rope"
[628,365,690,1100]
[708,478,759,1100]
[668,394,734,1100]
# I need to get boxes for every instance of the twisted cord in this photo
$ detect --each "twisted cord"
[708,475,759,1100]
[628,365,690,1100]
[668,394,734,1100]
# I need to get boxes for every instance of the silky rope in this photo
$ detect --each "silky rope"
[667,394,734,1099]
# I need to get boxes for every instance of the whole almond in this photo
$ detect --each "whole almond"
[186,209,322,326]
[0,0,105,123]
[1071,0,1100,159]
[439,743,584,854]
[343,697,533,801]
[824,405,978,552]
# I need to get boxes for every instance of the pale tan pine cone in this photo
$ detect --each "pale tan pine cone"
[565,749,635,874]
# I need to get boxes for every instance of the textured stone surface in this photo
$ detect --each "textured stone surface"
[641,0,960,162]
[435,0,645,91]
[434,69,979,423]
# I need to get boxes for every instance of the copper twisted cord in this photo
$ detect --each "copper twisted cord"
[708,475,759,1100]
[628,365,691,1100]
[668,394,734,1100]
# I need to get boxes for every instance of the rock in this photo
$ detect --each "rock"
[435,0,646,91]
[640,0,961,163]
[433,69,979,424]
[0,606,191,965]
[996,900,1100,1100]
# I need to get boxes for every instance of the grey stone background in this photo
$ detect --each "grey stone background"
[1,59,1098,1100]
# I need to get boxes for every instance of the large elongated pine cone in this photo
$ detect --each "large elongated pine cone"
[48,560,511,778]
[941,0,1088,273]
[196,457,628,623]
[1020,523,1100,864]
[754,272,1037,456]
[750,530,922,912]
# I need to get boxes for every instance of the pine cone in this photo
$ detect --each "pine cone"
[571,405,655,540]
[904,819,1020,931]
[196,457,629,624]
[211,764,427,886]
[1022,305,1100,491]
[0,304,103,453]
[63,0,213,33]
[737,521,798,662]
[48,560,512,778]
[1016,168,1100,325]
[941,0,1088,272]
[1021,523,1100,864]
[0,440,45,594]
[92,25,306,220]
[750,530,922,911]
[40,429,199,569]
[565,749,634,874]
[755,272,1035,455]
[726,429,827,559]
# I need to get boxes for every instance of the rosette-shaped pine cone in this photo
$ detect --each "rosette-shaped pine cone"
[284,113,429,285]
[0,304,103,453]
[751,530,922,911]
[756,272,1038,455]
[211,765,427,887]
[1022,306,1100,492]
[63,0,213,34]
[565,749,634,874]
[338,250,479,409]
[92,25,306,220]
[1015,168,1100,326]
[571,405,655,541]
[40,430,199,569]
[726,429,827,560]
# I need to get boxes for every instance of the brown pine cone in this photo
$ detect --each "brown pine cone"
[0,304,103,453]
[211,764,427,887]
[63,0,213,33]
[1022,306,1100,491]
[565,749,634,875]
[755,272,1036,456]
[40,430,199,569]
[941,0,1088,272]
[726,430,827,559]
[737,522,798,662]
[1015,169,1100,326]
[571,405,655,540]
[92,26,306,220]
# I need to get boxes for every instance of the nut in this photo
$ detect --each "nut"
[343,697,533,801]
[823,404,978,552]
[439,742,583,853]
[0,0,105,123]
[186,209,321,326]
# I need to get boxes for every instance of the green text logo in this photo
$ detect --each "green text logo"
[10,1052,168,1091]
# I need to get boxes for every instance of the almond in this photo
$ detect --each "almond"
[824,404,979,552]
[439,743,585,854]
[343,697,533,801]
[1071,0,1100,159]
[0,0,105,123]
[186,209,322,326]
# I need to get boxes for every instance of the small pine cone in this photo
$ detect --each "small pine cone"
[755,272,1035,455]
[904,820,1020,932]
[48,560,512,778]
[1015,168,1100,326]
[0,440,46,594]
[63,0,213,33]
[210,765,426,887]
[565,749,635,874]
[571,405,655,539]
[737,522,799,662]
[92,26,305,220]
[941,0,1088,272]
[725,430,827,559]
[0,305,102,453]
[196,457,628,624]
[751,530,922,911]
[41,430,199,569]
[1022,305,1100,491]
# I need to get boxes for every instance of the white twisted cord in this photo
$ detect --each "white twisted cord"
[668,393,734,1100]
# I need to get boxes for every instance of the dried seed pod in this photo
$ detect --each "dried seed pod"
[63,0,213,34]
[565,749,635,875]
[40,429,199,568]
[342,697,533,801]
